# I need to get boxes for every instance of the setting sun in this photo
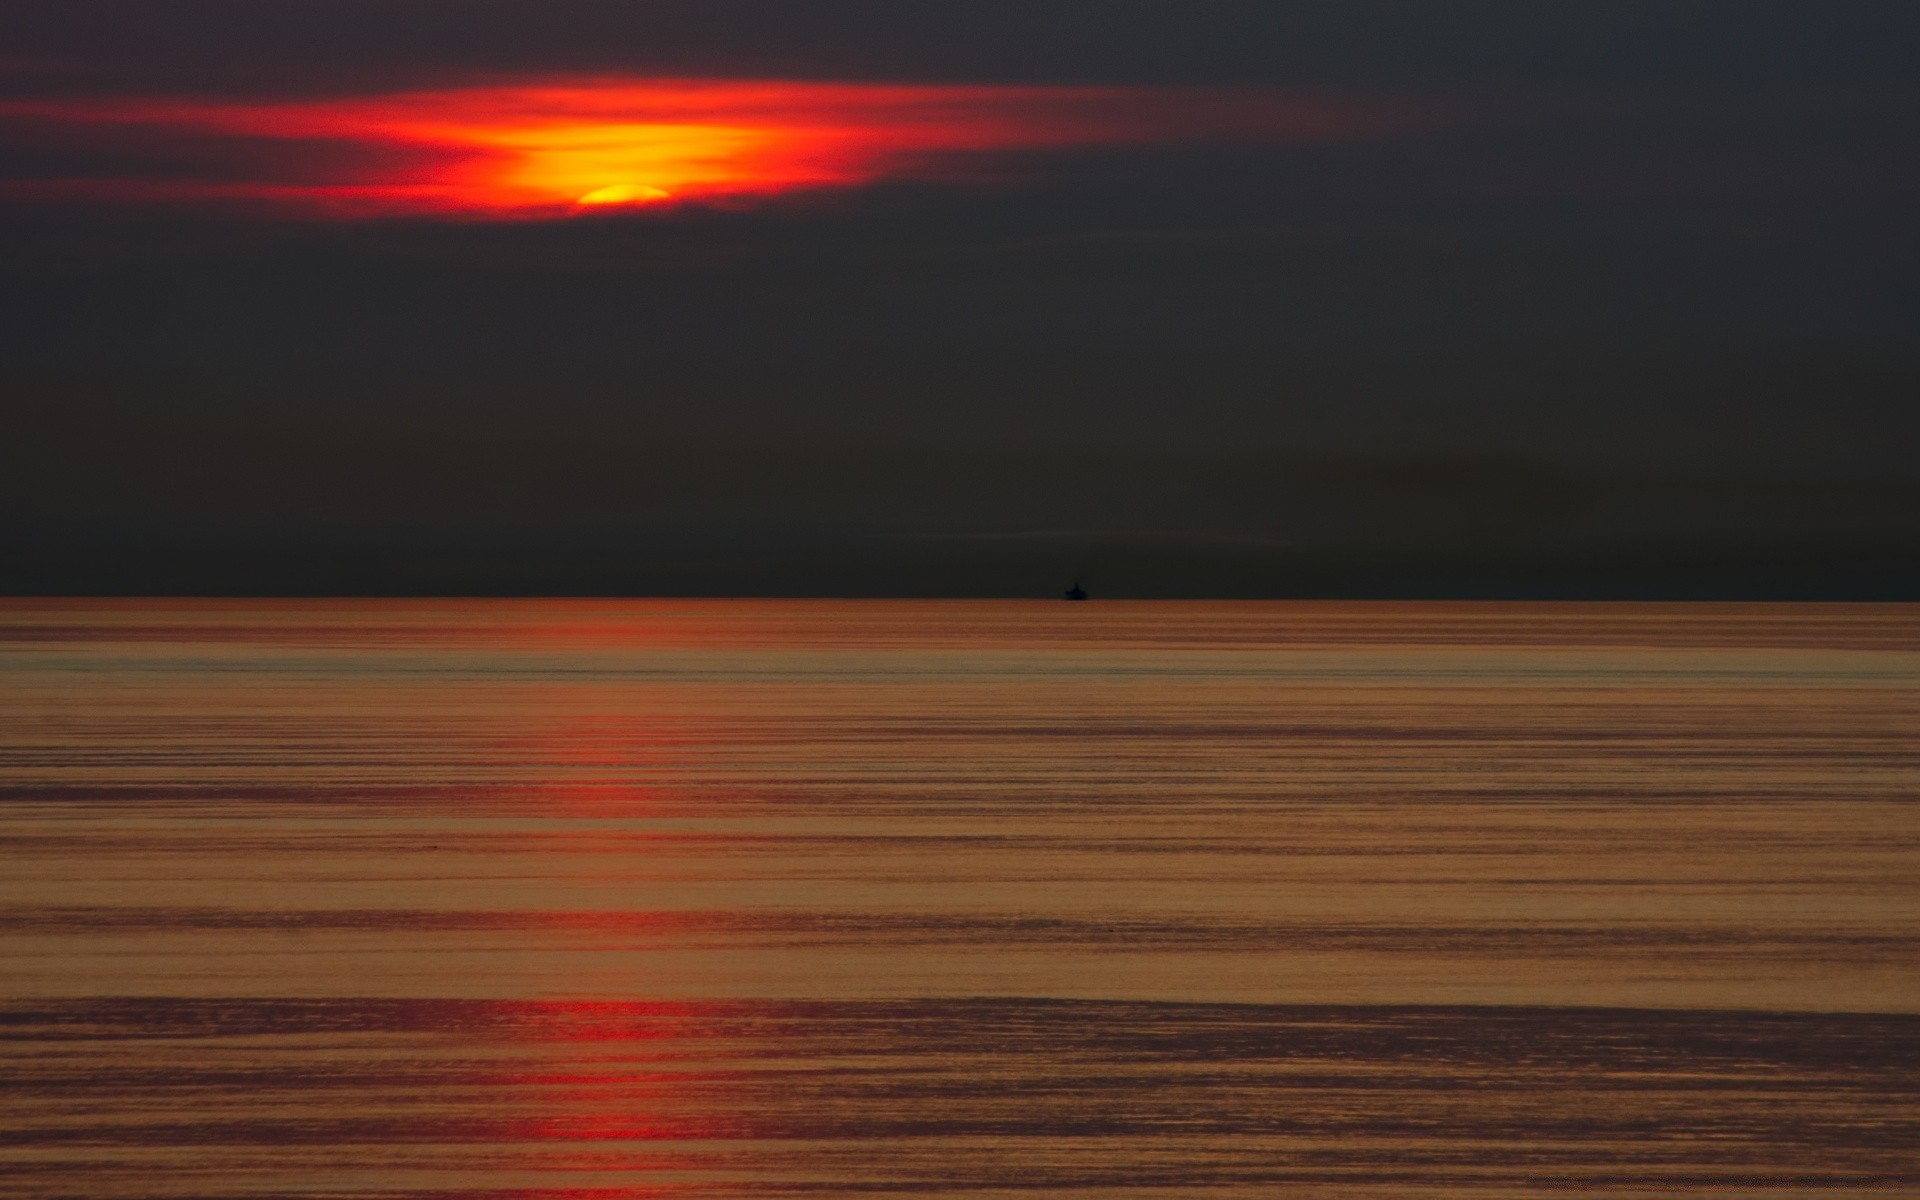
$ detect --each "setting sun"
[574,183,676,207]
[0,78,1422,219]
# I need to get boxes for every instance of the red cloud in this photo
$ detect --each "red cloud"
[0,79,1432,218]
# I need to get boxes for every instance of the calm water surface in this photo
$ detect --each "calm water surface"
[1,600,1915,1196]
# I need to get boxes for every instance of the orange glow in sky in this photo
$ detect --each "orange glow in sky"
[0,78,1425,218]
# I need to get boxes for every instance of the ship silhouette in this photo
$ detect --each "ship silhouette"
[1064,581,1088,601]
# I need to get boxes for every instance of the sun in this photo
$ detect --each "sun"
[574,183,673,207]
[0,78,1427,218]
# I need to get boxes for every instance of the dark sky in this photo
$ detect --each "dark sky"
[3,1,1917,596]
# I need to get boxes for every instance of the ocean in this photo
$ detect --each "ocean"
[1,599,1915,1196]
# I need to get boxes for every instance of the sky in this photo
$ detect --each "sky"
[2,1,1916,597]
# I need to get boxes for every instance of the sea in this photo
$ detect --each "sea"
[1,599,1915,1197]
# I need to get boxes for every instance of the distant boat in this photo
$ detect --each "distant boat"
[1064,582,1088,601]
